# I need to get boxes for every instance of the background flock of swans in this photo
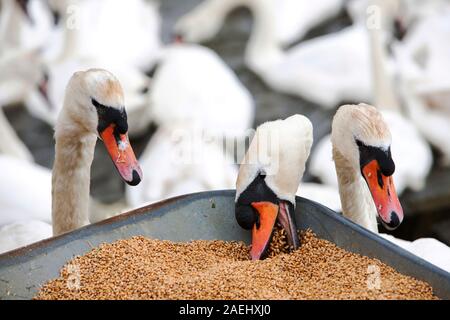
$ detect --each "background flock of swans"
[0,0,449,272]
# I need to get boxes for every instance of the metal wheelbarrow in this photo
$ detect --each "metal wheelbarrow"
[0,190,449,299]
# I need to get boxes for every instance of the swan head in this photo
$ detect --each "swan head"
[235,115,313,260]
[61,68,143,186]
[331,104,403,230]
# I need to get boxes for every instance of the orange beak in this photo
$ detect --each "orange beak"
[362,160,403,230]
[249,201,300,260]
[250,202,278,261]
[100,124,143,186]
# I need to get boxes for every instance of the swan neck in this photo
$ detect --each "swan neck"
[333,147,379,233]
[52,109,96,236]
[244,0,283,73]
[0,0,23,49]
[368,5,400,111]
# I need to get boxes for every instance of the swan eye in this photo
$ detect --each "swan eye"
[355,139,364,147]
[91,98,105,110]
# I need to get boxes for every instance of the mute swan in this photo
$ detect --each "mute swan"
[0,109,33,161]
[21,0,156,136]
[176,0,374,108]
[393,8,450,166]
[0,48,51,161]
[0,220,52,254]
[150,43,254,141]
[19,1,153,136]
[0,47,49,111]
[46,0,161,70]
[52,69,142,235]
[126,124,238,208]
[0,0,53,52]
[175,0,344,46]
[0,153,129,253]
[126,43,252,208]
[297,183,341,212]
[235,115,313,260]
[0,155,52,227]
[379,234,450,273]
[331,104,404,233]
[310,0,432,193]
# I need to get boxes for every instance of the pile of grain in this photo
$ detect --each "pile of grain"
[35,230,437,300]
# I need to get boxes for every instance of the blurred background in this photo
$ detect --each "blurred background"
[0,0,449,252]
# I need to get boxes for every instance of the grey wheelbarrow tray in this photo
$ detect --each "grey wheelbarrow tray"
[0,190,449,299]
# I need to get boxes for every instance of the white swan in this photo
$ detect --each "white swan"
[309,0,432,193]
[175,0,344,46]
[0,0,53,52]
[297,183,341,212]
[0,220,52,254]
[149,43,254,141]
[331,104,404,232]
[52,68,143,235]
[21,0,157,137]
[331,104,450,274]
[176,0,373,108]
[393,7,450,166]
[125,43,254,208]
[126,124,238,208]
[0,155,52,227]
[379,234,450,273]
[46,0,161,70]
[235,114,313,260]
[0,48,50,161]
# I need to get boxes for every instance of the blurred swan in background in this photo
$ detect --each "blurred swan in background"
[127,43,253,207]
[176,0,375,108]
[394,7,450,166]
[0,49,47,161]
[126,124,238,208]
[0,108,33,161]
[297,183,341,212]
[310,0,432,194]
[0,155,52,227]
[25,58,153,136]
[0,0,53,52]
[175,0,344,46]
[46,0,161,70]
[23,0,158,136]
[379,234,450,272]
[0,220,52,254]
[149,43,254,141]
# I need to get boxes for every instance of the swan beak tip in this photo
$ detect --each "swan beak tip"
[100,125,143,186]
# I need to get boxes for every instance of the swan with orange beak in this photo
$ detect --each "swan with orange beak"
[331,104,404,232]
[52,69,142,235]
[235,115,313,260]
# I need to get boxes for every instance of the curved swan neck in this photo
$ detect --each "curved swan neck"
[243,0,283,73]
[0,0,24,50]
[52,109,96,236]
[368,1,401,111]
[333,147,379,233]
